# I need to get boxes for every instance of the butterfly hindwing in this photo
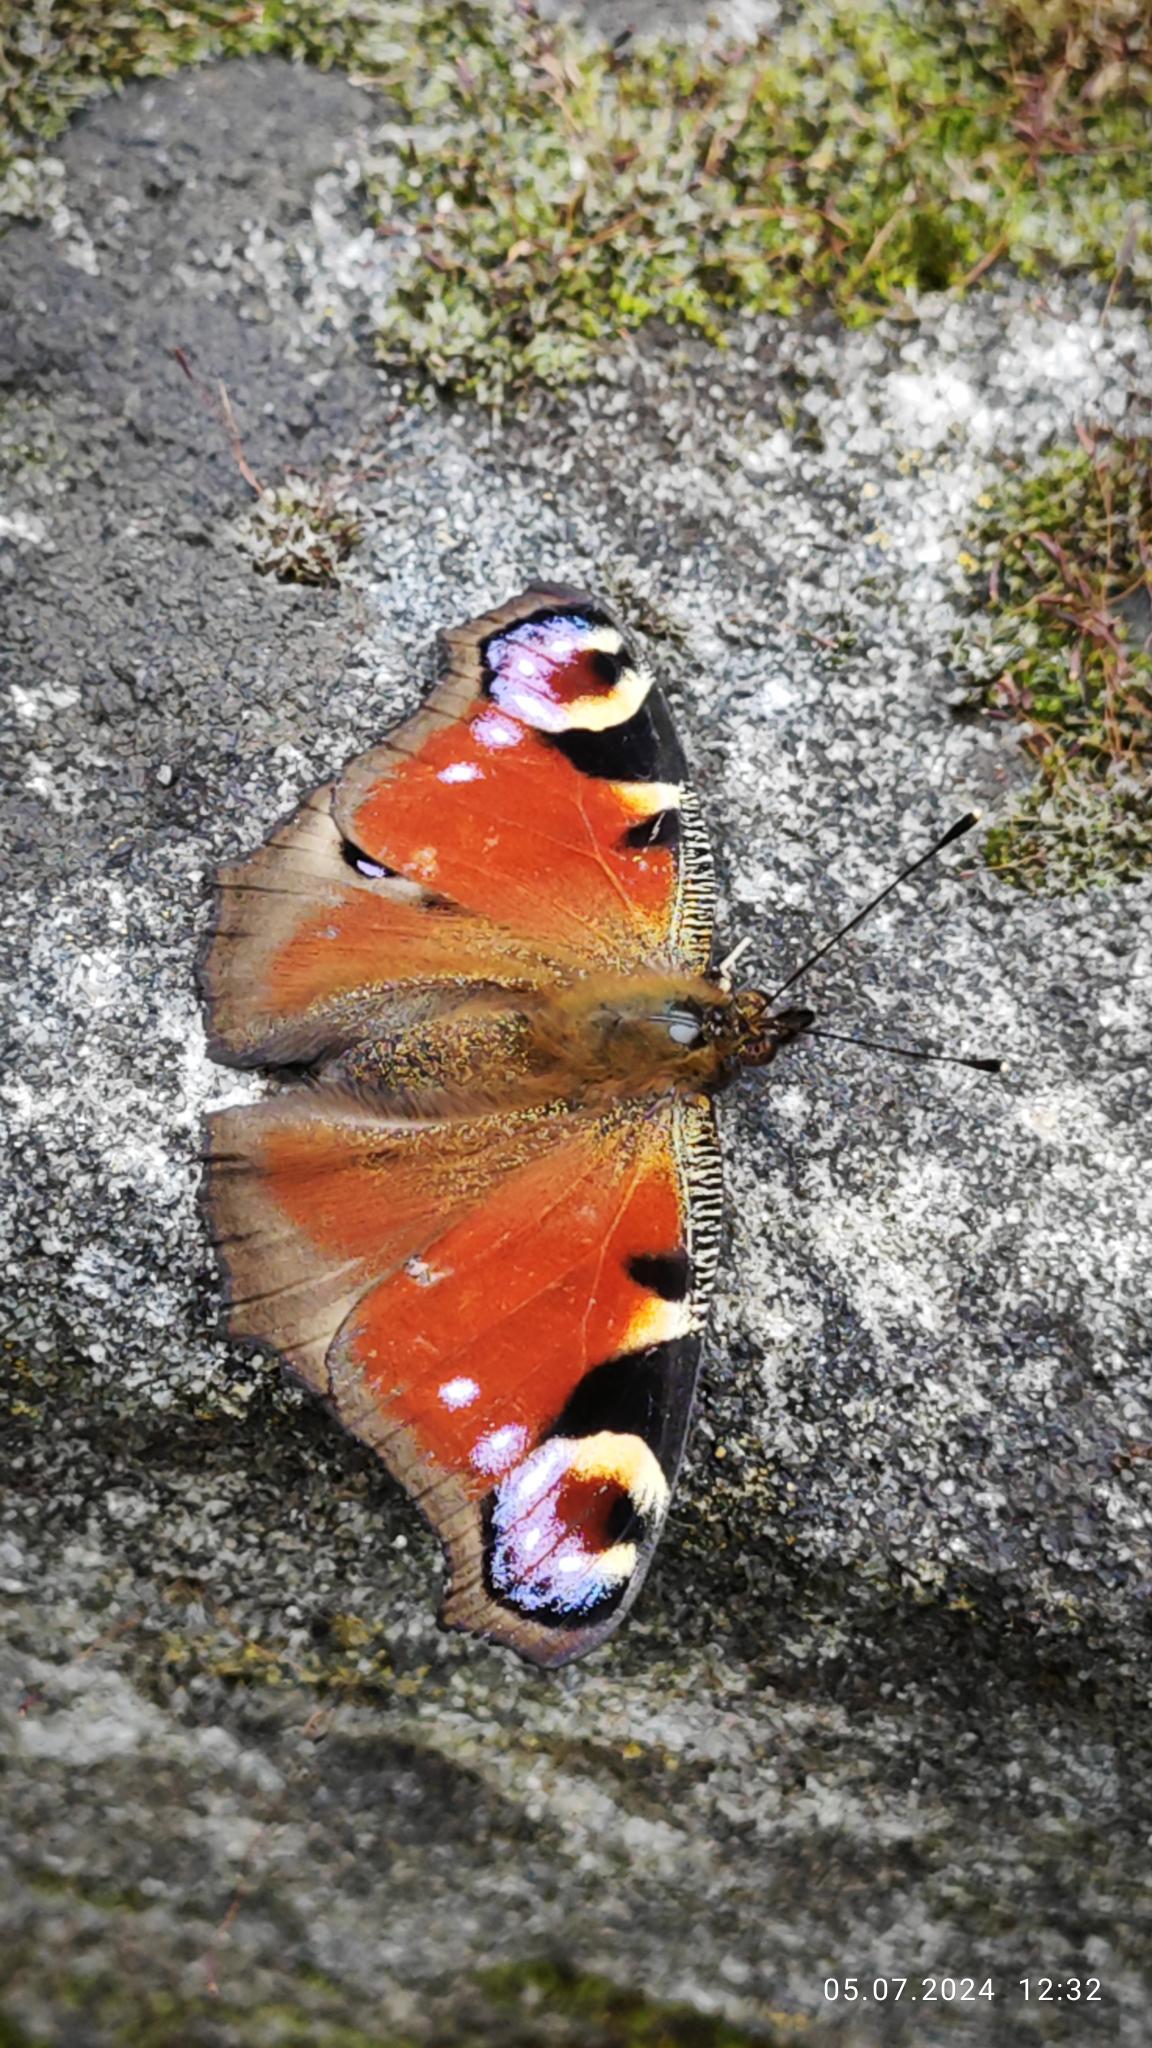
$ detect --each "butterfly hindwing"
[200,587,715,1069]
[207,1089,589,1392]
[208,1086,721,1665]
[325,1089,717,1662]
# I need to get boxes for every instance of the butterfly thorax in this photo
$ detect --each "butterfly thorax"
[335,973,805,1115]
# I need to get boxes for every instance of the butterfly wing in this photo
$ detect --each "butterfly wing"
[201,586,715,1069]
[208,1088,579,1393]
[206,1088,722,1666]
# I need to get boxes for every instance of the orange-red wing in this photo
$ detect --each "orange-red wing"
[333,586,714,974]
[206,1087,583,1392]
[206,1085,722,1667]
[199,785,567,1071]
[200,588,713,1072]
[328,1092,722,1667]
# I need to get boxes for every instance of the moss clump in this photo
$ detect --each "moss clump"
[235,475,365,587]
[477,1960,790,2047]
[354,0,1152,401]
[0,1951,781,2048]
[964,432,1152,889]
[2,1,1152,403]
[960,0,1151,117]
[154,1603,400,1700]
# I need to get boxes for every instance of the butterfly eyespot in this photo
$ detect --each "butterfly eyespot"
[341,838,398,881]
[478,611,654,740]
[588,648,623,687]
[483,1432,669,1624]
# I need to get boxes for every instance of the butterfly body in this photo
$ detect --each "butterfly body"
[325,971,799,1117]
[202,586,803,1666]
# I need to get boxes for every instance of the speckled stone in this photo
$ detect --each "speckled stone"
[2,49,1151,2048]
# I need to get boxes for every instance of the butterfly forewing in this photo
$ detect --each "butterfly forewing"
[333,584,714,972]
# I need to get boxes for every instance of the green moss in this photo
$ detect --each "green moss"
[0,1958,416,2048]
[23,1867,149,1914]
[352,0,1152,401]
[0,2014,37,2048]
[2,1,1151,402]
[1,1932,417,2047]
[0,1343,54,1424]
[477,1960,794,2047]
[962,433,1152,889]
[0,394,56,475]
[0,1952,792,2048]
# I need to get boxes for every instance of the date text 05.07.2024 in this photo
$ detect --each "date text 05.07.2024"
[822,1978,1103,2004]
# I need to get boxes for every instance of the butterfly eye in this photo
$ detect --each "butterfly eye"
[665,1005,704,1048]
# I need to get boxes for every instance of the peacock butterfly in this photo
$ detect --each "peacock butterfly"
[199,587,848,1666]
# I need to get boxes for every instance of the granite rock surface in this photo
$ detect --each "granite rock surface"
[2,50,1150,2048]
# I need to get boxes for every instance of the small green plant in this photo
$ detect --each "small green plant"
[236,473,365,587]
[964,431,1152,889]
[170,349,370,585]
[963,0,1152,123]
[354,0,1152,402]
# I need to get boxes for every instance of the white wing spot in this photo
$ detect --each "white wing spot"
[474,711,521,749]
[471,1423,529,1474]
[439,1376,480,1409]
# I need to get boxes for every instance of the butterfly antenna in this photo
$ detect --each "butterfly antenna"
[768,812,980,1004]
[806,1027,1001,1074]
